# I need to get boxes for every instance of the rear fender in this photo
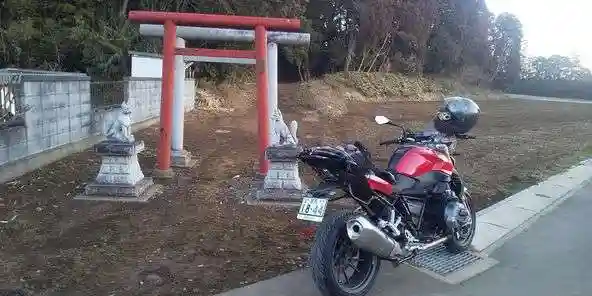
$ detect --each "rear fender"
[307,182,346,201]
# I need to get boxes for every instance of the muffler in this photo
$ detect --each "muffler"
[345,216,404,259]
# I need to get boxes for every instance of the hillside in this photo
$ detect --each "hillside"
[196,72,507,118]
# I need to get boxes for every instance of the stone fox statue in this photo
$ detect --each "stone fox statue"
[271,108,298,146]
[106,102,135,143]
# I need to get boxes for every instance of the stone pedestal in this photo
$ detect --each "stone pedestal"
[75,140,161,202]
[264,162,302,190]
[250,145,306,206]
[171,149,197,168]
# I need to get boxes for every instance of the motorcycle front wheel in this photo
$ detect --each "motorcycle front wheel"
[310,211,381,296]
[445,192,477,253]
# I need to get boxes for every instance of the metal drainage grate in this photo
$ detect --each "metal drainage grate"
[407,245,483,276]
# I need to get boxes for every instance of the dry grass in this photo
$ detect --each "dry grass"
[195,82,256,114]
[326,72,444,99]
[292,72,508,117]
[294,80,348,118]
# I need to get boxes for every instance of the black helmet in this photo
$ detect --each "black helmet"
[433,97,480,136]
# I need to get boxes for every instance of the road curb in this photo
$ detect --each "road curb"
[471,158,592,254]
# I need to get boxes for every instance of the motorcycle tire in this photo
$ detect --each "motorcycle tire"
[445,194,477,253]
[310,211,381,296]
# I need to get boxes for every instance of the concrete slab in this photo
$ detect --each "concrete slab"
[170,150,197,168]
[546,165,592,185]
[216,269,317,296]
[472,159,592,254]
[529,182,571,200]
[471,222,507,252]
[477,204,536,229]
[452,182,592,296]
[502,191,555,212]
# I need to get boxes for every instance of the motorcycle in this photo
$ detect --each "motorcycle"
[295,115,477,296]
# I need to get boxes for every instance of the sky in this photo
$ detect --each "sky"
[485,0,592,69]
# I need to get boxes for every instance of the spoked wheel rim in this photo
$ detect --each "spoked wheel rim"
[330,230,379,293]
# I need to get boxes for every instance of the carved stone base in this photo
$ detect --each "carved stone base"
[171,149,197,168]
[76,140,161,202]
[84,177,152,196]
[246,144,306,206]
[249,189,308,207]
[263,145,303,190]
[75,178,162,203]
[94,141,145,184]
[263,162,303,190]
[247,177,307,207]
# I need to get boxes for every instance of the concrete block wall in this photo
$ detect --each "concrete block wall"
[126,78,162,124]
[0,72,91,167]
[126,78,195,124]
[0,70,197,183]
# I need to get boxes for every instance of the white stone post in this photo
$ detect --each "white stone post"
[267,42,279,144]
[172,37,185,152]
[171,37,195,167]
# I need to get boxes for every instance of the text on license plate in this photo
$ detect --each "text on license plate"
[297,197,328,222]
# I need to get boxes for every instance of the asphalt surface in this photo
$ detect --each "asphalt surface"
[220,182,592,296]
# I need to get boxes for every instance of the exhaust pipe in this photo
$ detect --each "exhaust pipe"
[346,216,404,259]
[346,216,450,259]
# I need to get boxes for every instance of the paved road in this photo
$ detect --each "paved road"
[220,182,592,296]
[508,94,592,104]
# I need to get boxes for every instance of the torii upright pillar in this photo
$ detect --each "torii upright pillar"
[171,37,195,168]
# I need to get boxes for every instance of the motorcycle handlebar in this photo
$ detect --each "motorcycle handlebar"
[378,133,476,147]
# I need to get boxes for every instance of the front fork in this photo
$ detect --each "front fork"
[443,185,471,232]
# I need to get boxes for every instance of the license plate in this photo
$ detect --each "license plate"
[297,197,328,222]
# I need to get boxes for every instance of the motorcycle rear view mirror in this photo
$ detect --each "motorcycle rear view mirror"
[374,116,391,125]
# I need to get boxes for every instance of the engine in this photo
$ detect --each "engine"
[406,198,423,216]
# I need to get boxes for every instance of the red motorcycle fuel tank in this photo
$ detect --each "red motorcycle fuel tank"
[391,146,454,177]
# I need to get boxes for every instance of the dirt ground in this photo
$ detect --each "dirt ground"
[1,94,591,296]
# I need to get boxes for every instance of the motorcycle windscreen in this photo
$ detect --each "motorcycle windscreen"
[418,119,457,152]
[417,119,440,137]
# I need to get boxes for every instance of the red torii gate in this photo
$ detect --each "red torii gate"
[127,11,301,176]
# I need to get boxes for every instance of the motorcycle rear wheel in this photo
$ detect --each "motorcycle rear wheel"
[310,211,381,296]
